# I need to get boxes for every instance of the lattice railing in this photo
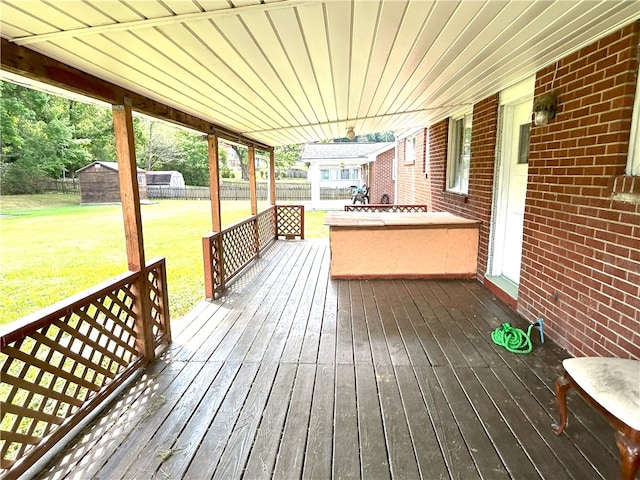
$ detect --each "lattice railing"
[257,208,276,251]
[203,205,304,298]
[344,204,428,213]
[0,259,170,480]
[276,205,304,239]
[222,218,257,281]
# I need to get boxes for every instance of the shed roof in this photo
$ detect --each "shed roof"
[76,161,145,174]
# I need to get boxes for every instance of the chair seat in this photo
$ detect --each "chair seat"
[563,357,640,430]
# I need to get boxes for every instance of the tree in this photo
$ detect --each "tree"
[0,81,99,193]
[274,144,302,173]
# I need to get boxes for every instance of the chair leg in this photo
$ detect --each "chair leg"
[552,373,571,435]
[615,432,640,480]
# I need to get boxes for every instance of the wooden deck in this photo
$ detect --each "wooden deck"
[35,240,622,480]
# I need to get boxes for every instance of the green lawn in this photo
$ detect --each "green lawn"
[0,194,328,326]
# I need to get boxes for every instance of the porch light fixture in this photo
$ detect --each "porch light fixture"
[533,92,558,126]
[346,127,355,140]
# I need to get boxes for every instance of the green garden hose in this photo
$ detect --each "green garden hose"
[491,319,544,354]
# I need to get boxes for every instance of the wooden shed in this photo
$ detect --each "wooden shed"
[77,161,148,204]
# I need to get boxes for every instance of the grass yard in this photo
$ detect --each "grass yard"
[0,194,329,326]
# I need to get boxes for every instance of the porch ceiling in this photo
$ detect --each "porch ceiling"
[1,0,638,146]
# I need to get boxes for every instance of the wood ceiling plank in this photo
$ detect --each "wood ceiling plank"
[366,1,438,124]
[241,10,320,129]
[121,1,175,19]
[212,13,301,125]
[158,1,206,15]
[69,1,146,23]
[177,18,291,128]
[267,7,327,132]
[40,37,218,119]
[40,1,117,27]
[1,2,63,35]
[454,2,640,108]
[416,0,623,116]
[324,0,353,124]
[195,0,240,11]
[0,23,33,39]
[102,27,272,132]
[296,3,337,123]
[12,1,87,31]
[347,1,381,122]
[356,1,411,121]
[36,36,267,136]
[389,0,486,114]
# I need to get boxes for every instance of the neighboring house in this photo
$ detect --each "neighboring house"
[394,24,640,360]
[146,171,185,189]
[302,142,394,207]
[368,143,396,205]
[77,161,148,204]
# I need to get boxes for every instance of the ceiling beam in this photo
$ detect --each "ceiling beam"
[11,0,311,46]
[0,38,272,151]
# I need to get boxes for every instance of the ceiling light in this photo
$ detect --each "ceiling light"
[346,127,355,140]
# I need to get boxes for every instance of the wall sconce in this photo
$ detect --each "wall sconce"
[346,127,355,140]
[533,92,558,126]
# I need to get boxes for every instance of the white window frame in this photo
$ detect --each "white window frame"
[405,136,416,164]
[627,71,640,176]
[424,128,430,176]
[447,112,472,194]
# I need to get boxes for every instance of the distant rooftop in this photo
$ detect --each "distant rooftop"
[301,142,394,160]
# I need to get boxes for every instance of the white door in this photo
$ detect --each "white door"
[492,98,532,285]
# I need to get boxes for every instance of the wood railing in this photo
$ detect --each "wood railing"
[203,205,304,298]
[344,204,428,213]
[0,258,171,480]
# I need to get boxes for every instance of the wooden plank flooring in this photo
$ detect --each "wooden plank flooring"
[35,240,624,480]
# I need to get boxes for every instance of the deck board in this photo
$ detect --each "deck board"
[35,240,625,480]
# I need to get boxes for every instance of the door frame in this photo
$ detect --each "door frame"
[488,77,535,291]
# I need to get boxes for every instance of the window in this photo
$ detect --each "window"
[628,71,640,175]
[518,123,530,164]
[406,136,416,164]
[447,112,472,193]
[321,169,330,180]
[340,168,351,180]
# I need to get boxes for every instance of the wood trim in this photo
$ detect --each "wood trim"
[207,135,222,232]
[0,38,272,152]
[483,277,518,310]
[248,147,258,216]
[330,273,477,280]
[112,101,154,362]
[112,102,145,271]
[269,150,276,206]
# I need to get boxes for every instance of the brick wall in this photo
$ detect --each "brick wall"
[394,21,640,359]
[395,99,499,280]
[370,147,395,204]
[518,22,640,359]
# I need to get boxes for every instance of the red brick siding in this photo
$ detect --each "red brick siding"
[370,147,395,204]
[426,96,499,280]
[518,21,640,359]
[394,21,640,359]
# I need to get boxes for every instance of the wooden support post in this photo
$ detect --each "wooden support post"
[248,146,258,216]
[112,99,154,362]
[269,149,276,206]
[207,134,222,232]
[248,146,259,255]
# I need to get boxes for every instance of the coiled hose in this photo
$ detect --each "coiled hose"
[491,319,544,354]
